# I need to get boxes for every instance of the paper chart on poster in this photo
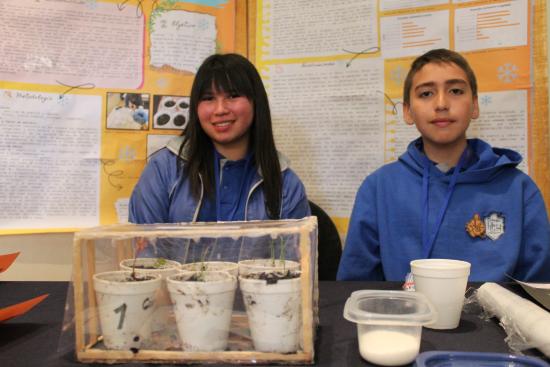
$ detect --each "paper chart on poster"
[0,0,237,234]
[256,0,536,227]
[0,0,144,89]
[0,90,101,230]
[259,0,378,60]
[265,60,385,217]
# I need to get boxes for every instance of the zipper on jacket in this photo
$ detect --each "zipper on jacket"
[244,179,263,220]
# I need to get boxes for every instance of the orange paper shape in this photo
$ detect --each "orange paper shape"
[0,252,20,273]
[0,294,49,322]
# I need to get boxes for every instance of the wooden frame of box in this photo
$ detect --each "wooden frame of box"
[72,217,318,364]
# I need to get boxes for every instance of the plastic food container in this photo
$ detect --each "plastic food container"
[414,351,550,367]
[344,290,437,366]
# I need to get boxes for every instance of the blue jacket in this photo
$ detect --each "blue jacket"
[129,136,310,224]
[337,138,550,282]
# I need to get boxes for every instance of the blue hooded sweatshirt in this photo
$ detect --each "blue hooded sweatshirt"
[337,138,550,282]
[129,136,310,224]
[128,136,310,262]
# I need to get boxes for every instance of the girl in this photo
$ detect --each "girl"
[129,53,310,228]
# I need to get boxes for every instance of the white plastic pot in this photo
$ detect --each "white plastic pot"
[119,258,181,332]
[93,270,162,350]
[166,270,237,351]
[239,272,302,353]
[238,259,300,276]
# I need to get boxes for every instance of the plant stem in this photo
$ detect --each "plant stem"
[270,238,276,266]
[131,253,137,280]
[132,238,147,280]
[279,236,286,271]
[198,238,217,282]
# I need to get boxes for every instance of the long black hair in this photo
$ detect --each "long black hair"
[178,53,282,219]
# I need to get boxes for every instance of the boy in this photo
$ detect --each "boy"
[337,49,550,282]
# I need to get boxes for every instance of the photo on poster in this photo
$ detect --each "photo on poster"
[152,95,190,130]
[106,92,150,130]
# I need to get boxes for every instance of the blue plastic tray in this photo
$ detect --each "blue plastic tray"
[414,351,549,367]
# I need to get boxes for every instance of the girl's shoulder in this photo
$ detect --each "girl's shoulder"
[276,150,290,172]
[166,135,188,160]
[140,149,180,188]
[148,146,178,165]
[145,136,189,170]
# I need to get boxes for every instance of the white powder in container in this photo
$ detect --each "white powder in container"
[358,329,420,366]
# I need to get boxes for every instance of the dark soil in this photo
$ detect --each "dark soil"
[187,274,204,281]
[173,274,206,282]
[245,270,300,284]
[123,275,156,282]
[132,265,159,269]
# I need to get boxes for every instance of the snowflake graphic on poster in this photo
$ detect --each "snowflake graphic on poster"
[497,63,518,83]
[156,77,169,88]
[480,95,492,107]
[198,18,210,31]
[390,65,406,86]
[119,146,137,161]
[57,94,74,106]
[85,0,98,10]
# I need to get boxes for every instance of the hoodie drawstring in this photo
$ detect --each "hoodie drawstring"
[421,148,468,258]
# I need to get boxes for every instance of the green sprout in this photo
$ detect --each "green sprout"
[270,236,287,269]
[153,257,167,268]
[195,239,218,281]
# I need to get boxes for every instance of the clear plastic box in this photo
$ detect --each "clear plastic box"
[70,217,318,364]
[343,290,436,366]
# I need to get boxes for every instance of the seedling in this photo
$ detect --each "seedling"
[153,257,167,268]
[194,238,218,282]
[130,238,153,280]
[270,236,287,269]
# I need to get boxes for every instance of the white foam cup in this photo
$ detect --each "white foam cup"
[410,259,471,330]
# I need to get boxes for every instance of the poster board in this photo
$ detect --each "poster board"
[1,0,548,236]
[0,0,248,235]
[251,0,550,234]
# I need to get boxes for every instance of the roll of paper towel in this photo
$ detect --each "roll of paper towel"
[477,282,550,357]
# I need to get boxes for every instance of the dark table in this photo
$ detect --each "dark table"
[0,281,548,366]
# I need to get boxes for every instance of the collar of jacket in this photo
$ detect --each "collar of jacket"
[166,135,291,174]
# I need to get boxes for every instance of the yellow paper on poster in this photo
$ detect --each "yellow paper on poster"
[0,0,238,234]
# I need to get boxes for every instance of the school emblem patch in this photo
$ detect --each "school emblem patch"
[465,213,505,240]
[484,213,505,241]
[465,213,485,238]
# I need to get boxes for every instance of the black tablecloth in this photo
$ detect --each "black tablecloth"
[0,281,548,366]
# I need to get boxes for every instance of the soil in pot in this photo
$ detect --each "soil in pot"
[181,261,238,277]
